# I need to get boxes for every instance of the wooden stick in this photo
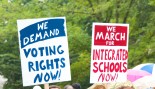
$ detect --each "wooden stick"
[44,84,49,89]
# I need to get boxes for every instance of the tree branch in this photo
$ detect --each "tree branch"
[123,0,134,23]
[115,0,120,23]
[87,0,95,12]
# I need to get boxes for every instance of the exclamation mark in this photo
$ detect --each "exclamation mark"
[116,73,118,80]
[58,69,61,80]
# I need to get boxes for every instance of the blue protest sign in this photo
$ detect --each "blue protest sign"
[17,17,71,86]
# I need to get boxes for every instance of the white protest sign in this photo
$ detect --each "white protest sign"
[17,17,71,86]
[90,23,129,83]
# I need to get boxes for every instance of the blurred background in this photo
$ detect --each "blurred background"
[0,0,155,89]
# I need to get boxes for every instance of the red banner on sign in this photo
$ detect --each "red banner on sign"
[94,25,127,46]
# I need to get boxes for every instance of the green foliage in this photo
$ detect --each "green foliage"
[71,52,91,89]
[0,0,155,89]
[67,23,91,63]
[0,54,25,89]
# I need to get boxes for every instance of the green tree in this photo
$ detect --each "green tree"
[1,0,155,89]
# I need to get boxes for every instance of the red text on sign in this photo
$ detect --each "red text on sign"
[93,49,128,60]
